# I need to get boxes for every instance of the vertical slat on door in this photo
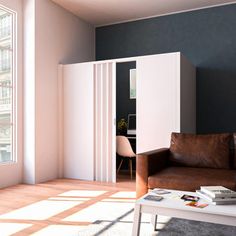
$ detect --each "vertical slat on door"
[107,62,115,182]
[94,64,97,180]
[107,62,112,182]
[94,62,115,182]
[95,64,101,181]
[111,62,116,183]
[104,63,110,182]
[102,63,107,182]
[99,64,103,181]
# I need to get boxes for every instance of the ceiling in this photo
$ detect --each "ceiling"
[52,0,236,26]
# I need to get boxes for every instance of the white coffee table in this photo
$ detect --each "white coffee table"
[132,189,236,236]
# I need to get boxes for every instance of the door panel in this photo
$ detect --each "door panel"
[63,63,94,180]
[136,53,179,154]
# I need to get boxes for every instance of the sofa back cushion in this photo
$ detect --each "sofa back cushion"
[169,133,231,169]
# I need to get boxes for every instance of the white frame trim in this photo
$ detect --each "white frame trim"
[129,69,136,99]
[0,4,17,164]
[0,0,23,188]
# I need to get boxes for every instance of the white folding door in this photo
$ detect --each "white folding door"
[94,62,116,182]
[61,62,116,182]
[136,52,195,153]
[62,63,94,180]
[61,52,195,182]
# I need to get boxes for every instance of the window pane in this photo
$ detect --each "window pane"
[0,10,12,39]
[0,113,11,123]
[0,124,12,162]
[0,79,12,123]
[0,8,14,163]
[0,47,12,71]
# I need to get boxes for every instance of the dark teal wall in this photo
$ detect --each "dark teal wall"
[96,4,236,134]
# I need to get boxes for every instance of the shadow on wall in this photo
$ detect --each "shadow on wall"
[197,67,236,134]
[196,37,236,133]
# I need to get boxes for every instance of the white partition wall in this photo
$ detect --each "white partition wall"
[94,62,116,182]
[61,61,116,182]
[60,52,195,182]
[63,63,94,180]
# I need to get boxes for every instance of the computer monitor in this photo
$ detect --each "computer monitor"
[127,114,136,135]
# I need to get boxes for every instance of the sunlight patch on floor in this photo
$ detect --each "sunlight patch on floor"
[31,225,87,236]
[156,215,172,228]
[101,198,135,203]
[89,220,153,236]
[0,200,83,220]
[64,213,164,236]
[63,201,134,222]
[0,223,32,236]
[0,187,172,236]
[48,197,91,201]
[110,191,136,199]
[58,190,107,197]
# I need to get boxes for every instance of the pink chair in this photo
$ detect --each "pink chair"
[116,135,136,179]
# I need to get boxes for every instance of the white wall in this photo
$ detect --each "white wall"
[24,0,95,184]
[0,0,23,188]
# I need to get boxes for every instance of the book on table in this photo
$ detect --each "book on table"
[144,195,163,202]
[196,190,236,205]
[200,186,236,198]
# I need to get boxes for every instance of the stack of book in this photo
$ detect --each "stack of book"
[196,186,236,205]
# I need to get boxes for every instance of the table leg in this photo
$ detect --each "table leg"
[151,214,158,231]
[132,203,142,236]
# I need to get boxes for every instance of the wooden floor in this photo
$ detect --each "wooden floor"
[0,176,135,235]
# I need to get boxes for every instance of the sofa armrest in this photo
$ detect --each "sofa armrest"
[136,148,170,198]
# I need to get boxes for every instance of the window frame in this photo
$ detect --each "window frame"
[0,5,17,164]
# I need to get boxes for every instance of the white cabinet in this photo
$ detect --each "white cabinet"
[59,52,195,181]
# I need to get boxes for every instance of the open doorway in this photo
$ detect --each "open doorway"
[116,61,136,182]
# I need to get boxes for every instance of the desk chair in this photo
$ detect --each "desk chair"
[116,135,136,179]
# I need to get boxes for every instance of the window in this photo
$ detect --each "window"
[0,7,15,163]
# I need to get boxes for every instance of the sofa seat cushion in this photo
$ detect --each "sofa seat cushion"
[169,133,231,169]
[148,167,236,191]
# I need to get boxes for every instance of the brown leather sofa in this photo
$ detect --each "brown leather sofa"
[136,132,236,198]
